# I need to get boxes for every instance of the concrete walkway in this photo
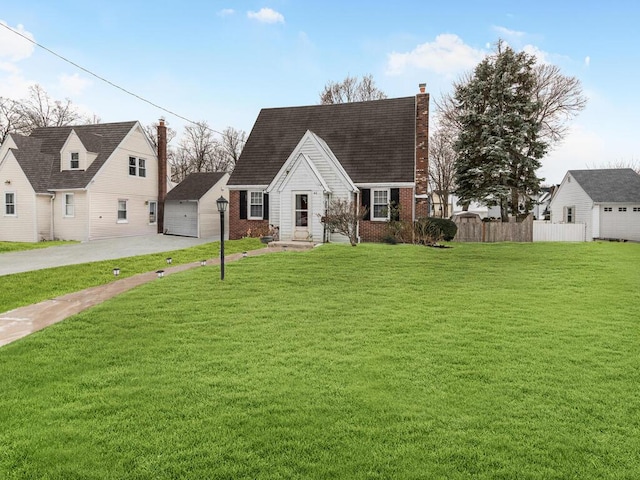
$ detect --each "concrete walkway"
[0,246,285,348]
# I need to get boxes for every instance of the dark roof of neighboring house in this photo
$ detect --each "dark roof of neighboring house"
[229,96,416,186]
[165,172,227,201]
[9,121,137,193]
[569,169,640,203]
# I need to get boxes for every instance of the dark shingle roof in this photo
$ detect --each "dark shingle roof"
[569,169,640,203]
[10,121,137,193]
[165,172,227,201]
[229,97,416,186]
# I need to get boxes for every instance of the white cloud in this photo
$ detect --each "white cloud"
[0,21,35,61]
[58,73,91,96]
[386,34,485,76]
[247,8,285,24]
[522,44,550,64]
[492,25,525,38]
[217,9,235,17]
[584,56,591,67]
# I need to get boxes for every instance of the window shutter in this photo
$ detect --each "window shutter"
[239,191,247,219]
[390,188,400,221]
[263,193,269,220]
[361,189,371,220]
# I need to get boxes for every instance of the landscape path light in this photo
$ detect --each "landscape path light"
[217,196,228,281]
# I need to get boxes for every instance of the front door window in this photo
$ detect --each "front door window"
[295,194,308,227]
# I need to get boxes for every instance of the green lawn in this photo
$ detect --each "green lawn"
[0,240,77,253]
[1,242,638,479]
[0,238,262,312]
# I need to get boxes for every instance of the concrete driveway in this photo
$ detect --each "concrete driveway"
[0,234,220,276]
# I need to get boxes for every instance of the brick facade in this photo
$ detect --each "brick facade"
[229,190,269,240]
[359,187,414,242]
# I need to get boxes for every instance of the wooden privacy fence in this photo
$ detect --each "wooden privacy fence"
[532,221,586,242]
[454,215,534,242]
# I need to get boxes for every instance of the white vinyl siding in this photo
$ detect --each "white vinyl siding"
[87,125,159,240]
[550,173,594,240]
[270,133,354,243]
[53,190,88,241]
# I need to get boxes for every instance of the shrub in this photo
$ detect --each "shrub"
[414,217,458,244]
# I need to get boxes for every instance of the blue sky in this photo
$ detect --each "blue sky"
[1,0,638,184]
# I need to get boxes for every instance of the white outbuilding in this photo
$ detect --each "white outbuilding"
[164,172,229,238]
[550,169,640,241]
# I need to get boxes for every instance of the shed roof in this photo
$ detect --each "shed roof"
[165,172,227,201]
[229,96,416,186]
[569,169,640,203]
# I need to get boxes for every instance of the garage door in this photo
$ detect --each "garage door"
[164,201,198,237]
[600,206,640,241]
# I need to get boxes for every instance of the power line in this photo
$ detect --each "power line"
[0,21,236,140]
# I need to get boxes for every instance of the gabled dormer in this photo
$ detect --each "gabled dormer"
[59,130,98,172]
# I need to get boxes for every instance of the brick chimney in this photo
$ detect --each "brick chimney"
[157,119,167,234]
[415,83,430,217]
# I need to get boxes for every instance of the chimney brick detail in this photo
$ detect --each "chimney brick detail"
[415,91,430,215]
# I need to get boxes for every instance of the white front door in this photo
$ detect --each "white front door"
[293,192,311,241]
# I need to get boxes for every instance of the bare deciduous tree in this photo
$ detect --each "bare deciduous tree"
[429,128,457,218]
[1,84,92,142]
[169,122,246,183]
[588,158,640,174]
[319,74,387,104]
[320,198,366,246]
[533,64,588,144]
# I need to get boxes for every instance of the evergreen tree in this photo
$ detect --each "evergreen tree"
[453,42,547,220]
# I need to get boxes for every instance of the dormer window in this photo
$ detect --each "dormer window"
[70,152,80,169]
[129,156,146,177]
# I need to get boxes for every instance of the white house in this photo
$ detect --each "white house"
[0,121,170,242]
[164,172,229,238]
[550,169,640,241]
[227,88,431,243]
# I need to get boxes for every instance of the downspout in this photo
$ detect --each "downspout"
[50,194,55,240]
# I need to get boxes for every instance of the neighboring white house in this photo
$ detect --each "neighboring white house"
[0,121,169,242]
[549,169,640,241]
[164,172,229,238]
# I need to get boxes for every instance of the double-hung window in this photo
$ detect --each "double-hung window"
[249,191,263,219]
[4,192,15,216]
[117,200,128,223]
[372,189,389,221]
[64,193,75,217]
[70,152,80,169]
[148,201,157,224]
[129,156,146,177]
[565,206,575,223]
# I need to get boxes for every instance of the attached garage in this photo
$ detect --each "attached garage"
[164,172,229,238]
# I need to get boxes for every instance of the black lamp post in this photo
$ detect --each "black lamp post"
[217,196,228,280]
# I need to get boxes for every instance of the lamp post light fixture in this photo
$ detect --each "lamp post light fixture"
[113,267,120,276]
[166,257,172,265]
[216,196,228,281]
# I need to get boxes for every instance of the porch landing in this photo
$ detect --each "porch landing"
[268,240,319,250]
